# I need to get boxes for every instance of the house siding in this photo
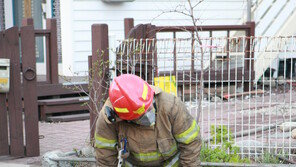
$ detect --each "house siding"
[63,0,247,75]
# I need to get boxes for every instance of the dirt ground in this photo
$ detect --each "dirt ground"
[0,120,91,166]
[191,89,296,160]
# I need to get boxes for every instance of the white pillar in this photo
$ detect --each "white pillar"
[4,0,13,28]
[60,0,74,76]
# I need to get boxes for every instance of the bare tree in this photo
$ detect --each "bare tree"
[153,0,205,123]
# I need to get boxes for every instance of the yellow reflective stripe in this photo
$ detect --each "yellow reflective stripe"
[131,151,161,162]
[164,152,180,167]
[133,103,145,115]
[162,143,177,157]
[142,84,148,100]
[115,107,129,113]
[131,144,177,162]
[95,133,117,149]
[175,120,199,144]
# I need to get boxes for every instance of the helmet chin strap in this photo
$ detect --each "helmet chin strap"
[131,99,156,127]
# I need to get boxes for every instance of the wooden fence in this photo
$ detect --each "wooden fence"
[123,19,255,91]
[0,25,39,157]
[0,18,59,157]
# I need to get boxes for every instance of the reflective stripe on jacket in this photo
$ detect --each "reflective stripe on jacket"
[124,152,180,167]
[95,86,202,167]
[95,133,117,150]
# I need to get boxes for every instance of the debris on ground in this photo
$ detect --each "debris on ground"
[292,129,296,139]
[279,122,296,132]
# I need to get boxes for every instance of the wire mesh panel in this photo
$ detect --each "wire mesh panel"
[112,36,296,162]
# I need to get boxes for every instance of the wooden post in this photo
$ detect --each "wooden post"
[22,18,34,26]
[0,31,9,156]
[90,24,109,140]
[146,24,157,84]
[124,18,134,39]
[21,25,40,156]
[244,22,255,91]
[5,27,24,157]
[46,19,59,84]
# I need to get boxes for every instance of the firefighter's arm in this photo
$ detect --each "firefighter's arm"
[171,98,202,167]
[94,100,118,167]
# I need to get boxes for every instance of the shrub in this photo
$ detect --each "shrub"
[201,125,250,163]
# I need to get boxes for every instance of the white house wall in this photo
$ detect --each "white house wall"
[4,0,13,29]
[63,0,247,76]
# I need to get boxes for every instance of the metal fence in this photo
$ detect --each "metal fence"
[110,36,296,162]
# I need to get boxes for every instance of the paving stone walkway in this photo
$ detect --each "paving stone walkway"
[0,120,91,166]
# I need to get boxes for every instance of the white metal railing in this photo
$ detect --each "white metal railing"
[111,36,296,162]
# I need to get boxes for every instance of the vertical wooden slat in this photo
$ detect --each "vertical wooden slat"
[21,25,39,156]
[151,26,158,77]
[248,22,255,82]
[91,24,109,139]
[173,32,177,74]
[146,24,156,83]
[0,31,9,156]
[46,19,59,84]
[244,22,255,91]
[5,27,24,157]
[46,29,50,84]
[124,18,134,39]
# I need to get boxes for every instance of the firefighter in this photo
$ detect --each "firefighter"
[94,74,201,167]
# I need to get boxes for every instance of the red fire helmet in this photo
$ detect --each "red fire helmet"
[109,74,154,120]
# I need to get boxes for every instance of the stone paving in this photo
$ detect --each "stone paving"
[1,120,91,166]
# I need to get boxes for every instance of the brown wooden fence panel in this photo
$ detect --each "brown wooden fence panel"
[0,31,9,156]
[5,27,24,157]
[21,26,40,156]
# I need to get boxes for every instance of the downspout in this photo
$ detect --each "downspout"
[247,0,252,22]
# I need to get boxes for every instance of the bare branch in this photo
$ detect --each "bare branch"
[192,0,204,9]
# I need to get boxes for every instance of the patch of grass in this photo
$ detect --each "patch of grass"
[210,125,232,144]
[256,152,283,164]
